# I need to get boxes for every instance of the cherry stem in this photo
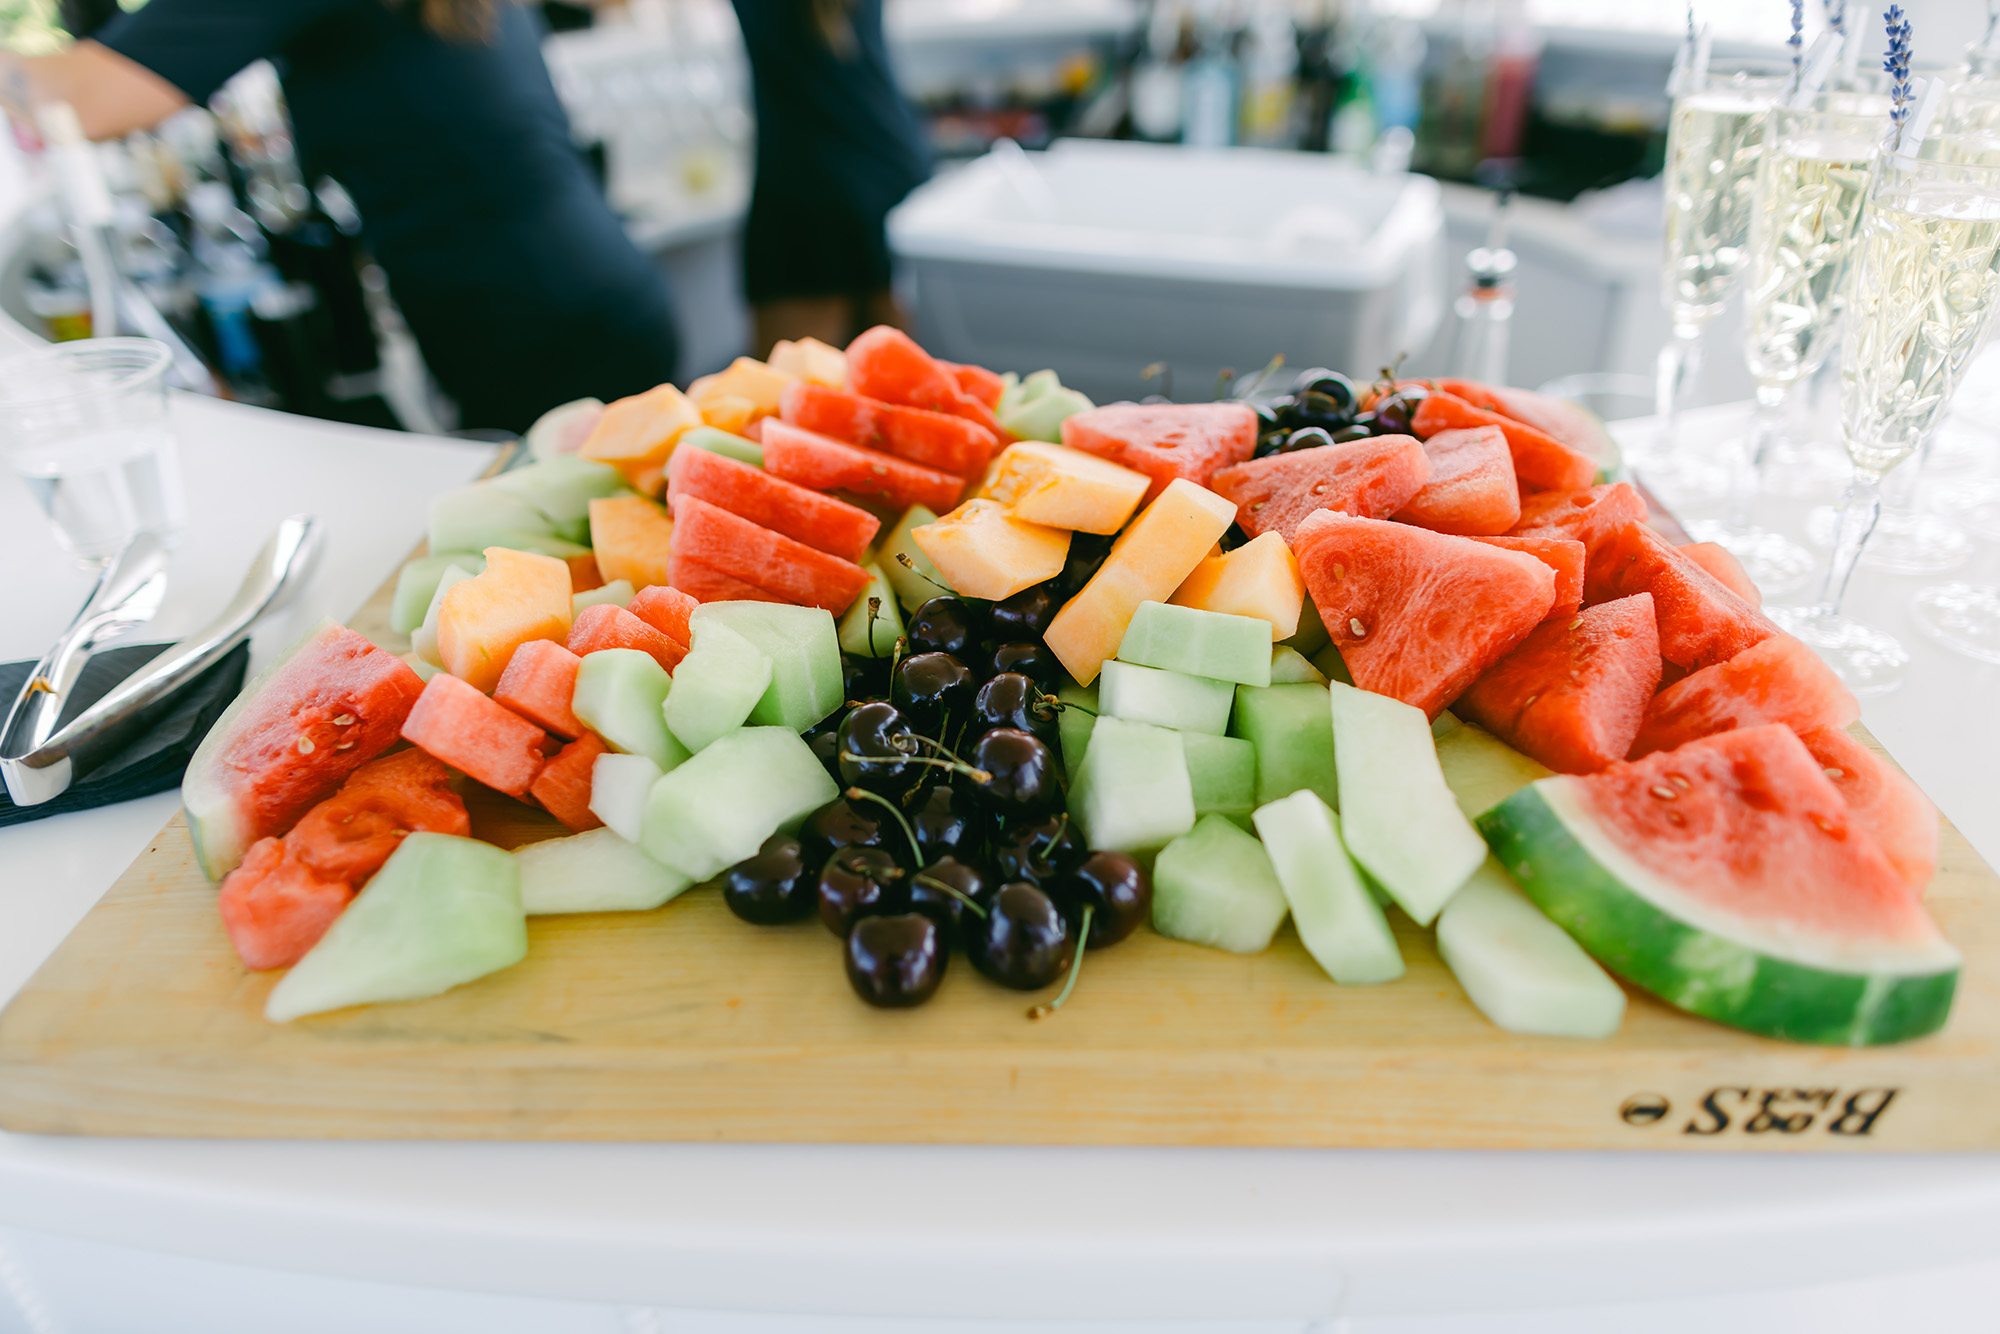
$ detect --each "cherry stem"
[1040,694,1095,718]
[839,750,992,784]
[912,872,988,920]
[1036,813,1069,857]
[844,786,923,865]
[1028,905,1092,1020]
[892,552,954,595]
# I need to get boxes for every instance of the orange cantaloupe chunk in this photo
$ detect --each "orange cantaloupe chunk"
[579,383,700,495]
[768,336,848,388]
[697,394,758,435]
[913,499,1071,601]
[1169,530,1306,641]
[978,442,1150,534]
[690,357,795,418]
[437,546,574,694]
[588,494,675,591]
[1044,478,1237,686]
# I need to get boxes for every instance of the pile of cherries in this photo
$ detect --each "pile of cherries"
[700,540,1152,1013]
[1248,367,1429,459]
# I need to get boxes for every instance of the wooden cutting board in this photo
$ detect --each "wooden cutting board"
[2,561,1996,1150]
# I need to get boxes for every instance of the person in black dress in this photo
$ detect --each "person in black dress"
[7,0,680,434]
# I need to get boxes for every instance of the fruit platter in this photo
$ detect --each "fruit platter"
[1,330,1996,1150]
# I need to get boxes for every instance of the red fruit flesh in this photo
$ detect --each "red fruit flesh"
[493,638,587,739]
[1794,725,1939,895]
[1629,632,1859,758]
[1411,391,1596,492]
[669,550,792,604]
[761,419,966,514]
[529,732,609,833]
[1470,535,1585,621]
[566,602,687,673]
[1392,425,1519,536]
[400,672,549,798]
[776,381,994,479]
[1509,482,1648,568]
[626,583,697,645]
[1062,402,1259,505]
[1589,522,1777,672]
[669,493,872,613]
[845,325,1009,439]
[1678,540,1762,607]
[942,360,1006,409]
[669,439,881,561]
[1209,435,1431,542]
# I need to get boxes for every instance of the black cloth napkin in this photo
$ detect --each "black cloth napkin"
[0,640,249,827]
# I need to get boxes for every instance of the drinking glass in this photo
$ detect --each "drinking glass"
[1645,58,1791,505]
[1769,151,2000,694]
[0,337,183,566]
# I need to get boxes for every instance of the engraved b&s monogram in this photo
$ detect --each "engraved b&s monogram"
[1616,1087,1900,1136]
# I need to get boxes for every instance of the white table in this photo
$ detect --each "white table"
[0,393,1995,1334]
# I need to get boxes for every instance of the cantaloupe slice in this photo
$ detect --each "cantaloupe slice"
[1044,478,1237,686]
[978,441,1149,534]
[1169,531,1305,641]
[689,357,794,418]
[437,547,574,694]
[588,494,675,591]
[912,499,1070,601]
[697,394,758,435]
[579,383,701,495]
[768,337,847,388]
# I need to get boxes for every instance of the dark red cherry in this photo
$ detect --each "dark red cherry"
[845,913,947,1008]
[1058,849,1151,947]
[967,881,1073,990]
[716,833,814,925]
[816,845,906,937]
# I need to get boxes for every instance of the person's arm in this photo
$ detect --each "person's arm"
[0,41,190,140]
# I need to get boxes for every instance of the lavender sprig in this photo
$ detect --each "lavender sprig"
[1790,0,1805,75]
[1883,5,1914,136]
[1823,0,1844,37]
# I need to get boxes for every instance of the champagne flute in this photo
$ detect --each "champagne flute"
[1769,149,2000,694]
[1646,58,1791,505]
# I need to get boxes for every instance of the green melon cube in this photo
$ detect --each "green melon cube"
[1116,600,1272,687]
[837,562,904,659]
[1435,858,1626,1038]
[588,751,663,843]
[428,483,557,555]
[1268,645,1327,685]
[1284,594,1330,656]
[411,562,480,666]
[1252,790,1402,985]
[692,600,842,733]
[391,553,486,635]
[491,456,630,541]
[1071,715,1195,854]
[515,826,693,915]
[1309,642,1353,685]
[1099,659,1233,735]
[572,648,689,771]
[1229,682,1338,809]
[572,579,635,617]
[677,425,765,468]
[1057,679,1097,779]
[1180,731,1256,824]
[1327,681,1485,928]
[881,505,952,612]
[265,832,526,1022]
[665,617,775,753]
[640,726,839,881]
[1152,814,1289,953]
[1433,712,1555,820]
[491,532,593,560]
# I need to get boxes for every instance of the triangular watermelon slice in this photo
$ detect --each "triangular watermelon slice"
[1209,436,1431,542]
[1455,593,1662,774]
[1509,482,1647,567]
[1292,511,1557,718]
[1630,632,1859,758]
[1412,391,1596,493]
[846,325,1010,441]
[1391,425,1518,536]
[668,494,872,613]
[1062,402,1259,505]
[1677,539,1762,606]
[1470,534,1584,622]
[1796,725,1939,895]
[1437,378,1620,482]
[1479,724,1958,1045]
[1589,522,1777,672]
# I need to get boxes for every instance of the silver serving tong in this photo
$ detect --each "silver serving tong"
[0,515,319,806]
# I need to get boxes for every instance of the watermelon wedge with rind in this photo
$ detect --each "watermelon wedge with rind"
[184,619,427,882]
[1478,725,1959,1046]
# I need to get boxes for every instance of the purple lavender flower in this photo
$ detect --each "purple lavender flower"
[1824,0,1845,37]
[1790,0,1805,73]
[1883,5,1914,133]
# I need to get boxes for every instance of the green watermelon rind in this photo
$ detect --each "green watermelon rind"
[1477,780,1959,1047]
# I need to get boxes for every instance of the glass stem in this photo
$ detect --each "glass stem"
[1813,469,1884,619]
[1878,434,1928,519]
[1653,323,1704,458]
[1730,384,1788,533]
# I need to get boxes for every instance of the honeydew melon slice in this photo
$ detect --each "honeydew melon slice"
[837,562,904,658]
[881,505,953,612]
[391,553,486,635]
[1228,682,1338,810]
[677,424,765,468]
[1252,789,1402,985]
[1436,858,1626,1038]
[428,484,558,555]
[1099,659,1233,735]
[1056,679,1097,779]
[492,456,630,542]
[588,751,663,844]
[572,648,688,771]
[1070,715,1195,855]
[664,618,774,753]
[265,833,526,1022]
[1327,682,1485,927]
[1180,731,1256,825]
[514,826,693,914]
[1268,646,1327,685]
[1152,813,1289,953]
[1116,601,1272,687]
[572,579,636,617]
[640,726,839,881]
[526,396,605,461]
[695,601,843,732]
[1433,711,1555,820]
[411,562,479,666]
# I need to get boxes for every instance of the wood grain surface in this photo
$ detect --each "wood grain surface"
[1,553,1994,1149]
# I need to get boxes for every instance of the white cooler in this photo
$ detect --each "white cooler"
[888,138,1447,405]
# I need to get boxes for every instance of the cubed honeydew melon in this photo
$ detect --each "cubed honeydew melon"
[640,726,838,881]
[526,396,604,461]
[1117,601,1272,688]
[589,751,663,843]
[677,424,765,468]
[1229,682,1338,810]
[664,617,774,753]
[1309,642,1353,686]
[1284,593,1330,657]
[695,601,843,733]
[428,483,557,556]
[1432,712,1555,820]
[1252,790,1402,985]
[572,579,636,617]
[979,441,1148,534]
[1070,715,1195,855]
[401,652,441,683]
[1057,679,1097,779]
[265,832,527,1022]
[514,826,694,914]
[1269,646,1327,685]
[1099,659,1234,735]
[1326,682,1485,928]
[912,499,1070,602]
[837,562,904,658]
[1180,731,1257,824]
[391,553,486,635]
[492,456,630,543]
[572,648,688,771]
[996,368,1094,443]
[881,505,953,612]
[412,562,479,666]
[1152,813,1290,953]
[1436,858,1626,1038]
[1168,531,1305,641]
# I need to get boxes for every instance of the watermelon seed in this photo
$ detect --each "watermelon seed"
[1665,810,1686,826]
[333,714,356,727]
[1669,774,1692,790]
[335,740,355,751]
[1311,483,1328,495]
[296,736,315,754]
[1249,501,1266,512]
[1649,785,1677,801]
[1349,618,1367,638]
[1810,813,1839,835]
[1825,766,1845,780]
